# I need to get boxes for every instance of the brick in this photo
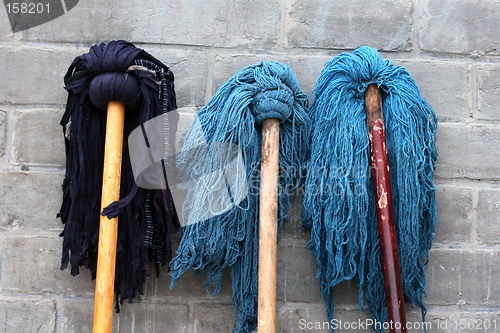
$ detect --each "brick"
[277,240,360,306]
[142,236,233,301]
[142,266,233,301]
[477,189,500,244]
[0,298,56,333]
[177,107,196,135]
[213,54,288,95]
[141,47,208,107]
[59,300,94,333]
[116,302,189,333]
[277,303,330,333]
[212,54,321,99]
[452,310,500,333]
[281,200,369,306]
[0,111,5,157]
[0,46,76,105]
[59,300,93,333]
[1,236,95,294]
[192,304,235,333]
[11,109,65,166]
[434,186,472,243]
[276,302,473,333]
[287,0,413,51]
[422,310,456,333]
[13,0,278,48]
[435,124,500,180]
[204,305,500,333]
[277,240,323,303]
[175,107,197,152]
[0,171,63,230]
[280,195,312,241]
[288,55,338,97]
[393,60,469,119]
[425,248,500,306]
[406,308,445,333]
[421,308,500,333]
[477,64,500,120]
[60,300,189,333]
[330,307,429,333]
[419,0,500,55]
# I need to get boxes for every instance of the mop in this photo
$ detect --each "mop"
[58,41,179,320]
[169,61,310,332]
[302,46,437,331]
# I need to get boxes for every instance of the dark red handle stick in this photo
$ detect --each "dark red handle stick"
[365,84,407,333]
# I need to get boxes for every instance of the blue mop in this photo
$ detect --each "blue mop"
[302,46,438,331]
[169,61,310,332]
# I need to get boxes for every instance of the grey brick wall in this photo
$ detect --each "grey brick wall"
[1,0,499,332]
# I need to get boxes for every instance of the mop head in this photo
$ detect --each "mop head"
[58,40,179,310]
[169,61,310,332]
[302,46,438,330]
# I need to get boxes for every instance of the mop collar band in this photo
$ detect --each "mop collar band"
[251,83,294,125]
[242,61,301,125]
[88,71,143,110]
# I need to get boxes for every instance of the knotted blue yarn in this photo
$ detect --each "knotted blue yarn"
[169,61,310,332]
[302,46,438,332]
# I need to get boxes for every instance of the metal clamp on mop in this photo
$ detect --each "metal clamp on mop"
[58,40,179,332]
[302,46,438,332]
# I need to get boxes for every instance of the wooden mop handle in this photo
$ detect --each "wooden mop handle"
[93,101,126,333]
[365,84,407,333]
[258,118,280,333]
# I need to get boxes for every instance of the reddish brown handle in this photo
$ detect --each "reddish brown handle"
[365,84,407,333]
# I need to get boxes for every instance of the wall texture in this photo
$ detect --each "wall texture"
[1,0,500,332]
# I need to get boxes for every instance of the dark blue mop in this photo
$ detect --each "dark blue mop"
[58,40,179,310]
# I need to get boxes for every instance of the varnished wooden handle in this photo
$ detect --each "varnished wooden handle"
[365,84,407,333]
[258,118,280,333]
[93,101,126,333]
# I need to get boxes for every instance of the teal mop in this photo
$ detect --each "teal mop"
[170,61,310,332]
[302,46,438,332]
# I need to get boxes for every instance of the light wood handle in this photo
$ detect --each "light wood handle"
[258,118,280,333]
[93,101,126,333]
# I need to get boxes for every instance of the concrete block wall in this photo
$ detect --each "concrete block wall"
[0,0,499,332]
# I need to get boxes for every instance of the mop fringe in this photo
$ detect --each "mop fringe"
[58,40,179,310]
[169,61,310,332]
[302,46,438,331]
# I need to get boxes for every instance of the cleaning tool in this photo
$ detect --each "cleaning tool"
[170,61,310,332]
[58,40,179,331]
[302,46,437,332]
[94,100,125,331]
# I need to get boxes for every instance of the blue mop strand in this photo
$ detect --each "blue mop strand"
[170,61,310,333]
[302,46,438,332]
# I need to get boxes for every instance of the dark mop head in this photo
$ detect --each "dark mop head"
[58,40,179,310]
[302,46,438,330]
[169,61,310,332]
